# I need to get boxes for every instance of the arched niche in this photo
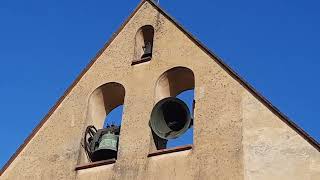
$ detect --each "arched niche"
[155,67,195,103]
[134,25,155,60]
[86,82,125,128]
[152,67,195,150]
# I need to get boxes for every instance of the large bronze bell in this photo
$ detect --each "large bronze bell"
[149,97,192,140]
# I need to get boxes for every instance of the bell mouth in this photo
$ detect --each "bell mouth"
[91,149,117,162]
[150,97,191,140]
[161,100,188,131]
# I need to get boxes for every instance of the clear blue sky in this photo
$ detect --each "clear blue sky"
[1,0,319,169]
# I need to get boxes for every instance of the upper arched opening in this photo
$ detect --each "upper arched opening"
[134,25,155,61]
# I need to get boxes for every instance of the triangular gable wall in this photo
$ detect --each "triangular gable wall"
[1,0,319,179]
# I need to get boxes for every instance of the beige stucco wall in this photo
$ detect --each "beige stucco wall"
[242,91,320,180]
[1,1,318,180]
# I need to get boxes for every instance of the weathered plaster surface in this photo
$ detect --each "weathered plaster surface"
[1,1,318,180]
[76,164,114,180]
[242,91,320,180]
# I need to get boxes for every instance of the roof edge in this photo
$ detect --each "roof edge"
[1,0,319,176]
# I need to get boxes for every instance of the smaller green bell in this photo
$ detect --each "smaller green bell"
[90,125,120,162]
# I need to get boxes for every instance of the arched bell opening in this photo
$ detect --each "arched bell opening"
[134,25,154,61]
[151,67,195,150]
[82,82,125,163]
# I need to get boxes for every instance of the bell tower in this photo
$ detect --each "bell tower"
[1,1,319,180]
